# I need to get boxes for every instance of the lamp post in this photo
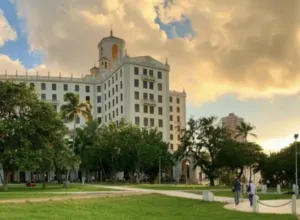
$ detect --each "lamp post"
[294,133,299,195]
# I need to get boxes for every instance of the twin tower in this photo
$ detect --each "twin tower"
[90,30,126,77]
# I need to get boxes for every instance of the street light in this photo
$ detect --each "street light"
[294,134,299,195]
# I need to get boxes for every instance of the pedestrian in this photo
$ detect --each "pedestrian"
[232,177,241,207]
[247,180,256,206]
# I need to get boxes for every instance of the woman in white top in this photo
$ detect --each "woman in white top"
[247,180,256,206]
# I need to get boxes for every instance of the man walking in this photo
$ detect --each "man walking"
[247,180,256,206]
[232,177,241,207]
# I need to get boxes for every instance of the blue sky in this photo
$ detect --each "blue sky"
[0,0,42,68]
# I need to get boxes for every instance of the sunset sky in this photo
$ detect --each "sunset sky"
[0,0,300,152]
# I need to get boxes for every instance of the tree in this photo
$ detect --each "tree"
[175,116,229,186]
[216,140,266,179]
[0,81,66,191]
[60,93,92,151]
[235,121,257,181]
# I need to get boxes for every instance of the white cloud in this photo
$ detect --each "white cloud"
[0,9,17,47]
[5,0,300,105]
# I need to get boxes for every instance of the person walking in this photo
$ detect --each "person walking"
[232,177,241,208]
[247,180,256,206]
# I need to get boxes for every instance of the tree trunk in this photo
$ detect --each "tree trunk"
[72,119,77,152]
[64,169,70,188]
[42,172,46,189]
[208,176,215,186]
[238,167,244,179]
[3,170,9,191]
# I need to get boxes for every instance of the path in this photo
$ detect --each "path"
[94,185,233,203]
[96,185,300,215]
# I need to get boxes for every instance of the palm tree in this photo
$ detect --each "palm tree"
[235,121,257,181]
[60,93,92,152]
[235,121,257,141]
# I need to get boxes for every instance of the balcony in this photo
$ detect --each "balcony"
[142,99,156,106]
[141,75,156,82]
[44,99,59,104]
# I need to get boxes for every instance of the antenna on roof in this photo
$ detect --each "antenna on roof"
[110,25,113,36]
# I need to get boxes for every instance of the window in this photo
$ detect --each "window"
[120,81,123,89]
[108,91,111,98]
[158,119,163,127]
[41,83,46,90]
[150,106,154,114]
[86,96,90,101]
[116,108,119,116]
[97,107,102,113]
[169,97,173,102]
[149,82,154,90]
[134,67,139,75]
[177,116,180,122]
[64,84,68,91]
[112,88,115,95]
[97,96,101,103]
[177,97,180,104]
[143,105,148,113]
[177,107,180,113]
[30,83,35,88]
[158,132,163,139]
[120,69,123,77]
[135,104,140,112]
[143,68,147,75]
[143,93,148,100]
[116,73,118,80]
[64,94,67,102]
[134,79,139,87]
[121,106,123,113]
[41,94,46,100]
[158,95,162,103]
[104,83,106,90]
[52,84,56,91]
[158,71,162,79]
[135,92,139,100]
[120,93,123,101]
[53,105,57,112]
[144,118,148,126]
[158,107,163,115]
[52,94,57,100]
[170,115,173,121]
[158,83,162,91]
[108,80,110,87]
[112,76,114,84]
[109,102,111,109]
[150,118,154,127]
[170,144,174,150]
[86,85,90,93]
[170,134,173,140]
[104,62,107,68]
[169,106,173,112]
[149,70,153,76]
[143,81,147,89]
[76,117,80,124]
[75,85,79,91]
[135,117,140,125]
[97,86,101,92]
[170,124,173,131]
[116,96,119,103]
[98,117,102,124]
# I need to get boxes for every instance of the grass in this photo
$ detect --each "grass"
[186,190,294,200]
[0,194,294,220]
[127,184,230,190]
[0,183,114,200]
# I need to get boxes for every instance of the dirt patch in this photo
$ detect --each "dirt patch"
[0,192,150,204]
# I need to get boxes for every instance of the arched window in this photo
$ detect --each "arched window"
[112,44,118,60]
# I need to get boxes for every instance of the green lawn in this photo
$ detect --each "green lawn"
[0,184,114,200]
[0,194,294,220]
[127,184,230,190]
[186,190,294,200]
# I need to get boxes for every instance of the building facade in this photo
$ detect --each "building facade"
[221,113,244,142]
[0,31,191,183]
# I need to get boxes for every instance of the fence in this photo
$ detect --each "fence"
[253,195,297,216]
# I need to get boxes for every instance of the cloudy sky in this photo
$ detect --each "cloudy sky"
[1,0,300,152]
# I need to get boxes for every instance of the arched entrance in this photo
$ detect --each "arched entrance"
[182,160,190,181]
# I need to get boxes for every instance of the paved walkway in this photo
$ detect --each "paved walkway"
[96,185,299,215]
